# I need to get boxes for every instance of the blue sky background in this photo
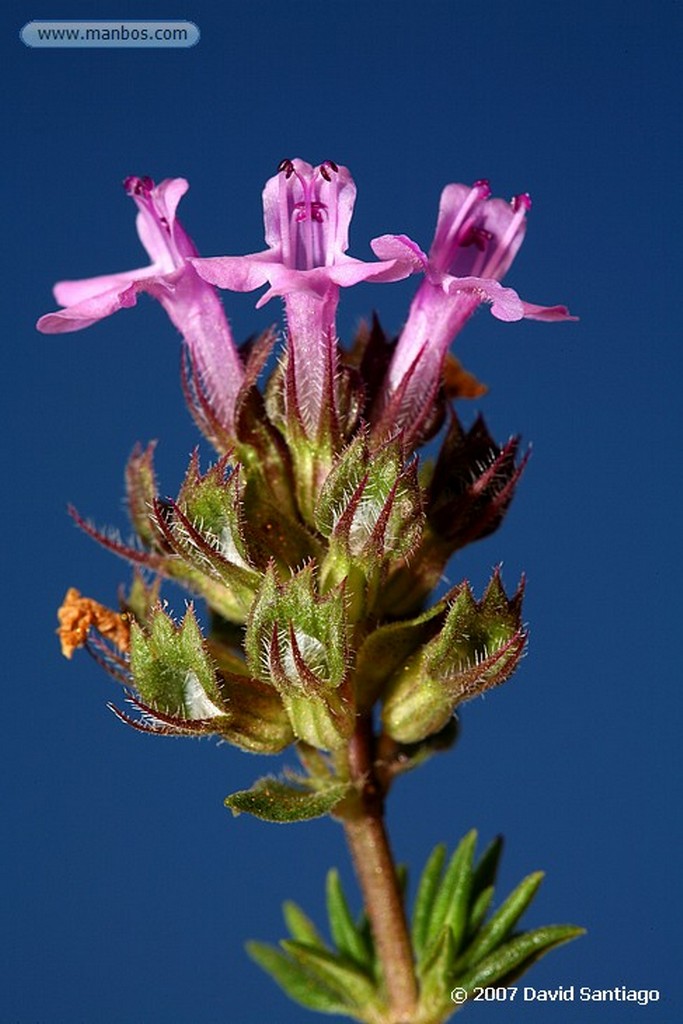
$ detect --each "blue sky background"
[3,1,681,1021]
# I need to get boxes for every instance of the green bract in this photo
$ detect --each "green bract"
[382,571,526,743]
[246,564,354,750]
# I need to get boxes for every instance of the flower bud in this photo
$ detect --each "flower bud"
[382,570,526,743]
[149,451,261,621]
[315,433,423,617]
[245,564,354,749]
[426,413,528,550]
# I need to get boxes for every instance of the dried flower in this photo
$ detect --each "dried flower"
[57,587,130,659]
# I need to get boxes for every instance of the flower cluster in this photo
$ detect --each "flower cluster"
[39,160,573,450]
[42,158,574,766]
[43,159,580,1023]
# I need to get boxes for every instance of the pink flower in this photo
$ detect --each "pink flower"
[371,181,576,440]
[37,176,244,436]
[192,159,412,439]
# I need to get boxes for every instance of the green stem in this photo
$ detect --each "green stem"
[341,715,418,1023]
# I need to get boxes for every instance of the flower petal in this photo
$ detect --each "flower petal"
[261,159,357,261]
[190,253,275,292]
[53,266,157,306]
[370,233,429,270]
[430,183,483,261]
[37,283,140,334]
[520,301,578,322]
[134,177,193,264]
[443,275,525,322]
[327,255,414,287]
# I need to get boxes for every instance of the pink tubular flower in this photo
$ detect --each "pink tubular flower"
[37,176,244,436]
[192,159,412,439]
[371,181,576,438]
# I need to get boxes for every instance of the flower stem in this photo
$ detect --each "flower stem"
[341,715,418,1022]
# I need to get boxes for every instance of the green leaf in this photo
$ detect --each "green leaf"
[455,871,545,972]
[466,835,504,937]
[148,453,261,616]
[246,941,351,1015]
[212,671,294,755]
[281,940,378,1010]
[423,830,477,957]
[418,925,457,1004]
[454,925,585,992]
[353,909,376,977]
[283,901,328,950]
[470,835,504,901]
[326,870,373,967]
[412,844,447,957]
[468,885,495,937]
[225,776,350,823]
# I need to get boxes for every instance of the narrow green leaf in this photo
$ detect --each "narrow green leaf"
[468,884,495,937]
[354,909,376,976]
[412,843,447,956]
[454,925,585,991]
[246,941,351,1015]
[418,925,456,1002]
[424,830,477,953]
[283,900,327,950]
[497,925,587,984]
[456,871,544,971]
[471,835,504,897]
[326,870,373,967]
[225,776,350,822]
[282,940,379,1010]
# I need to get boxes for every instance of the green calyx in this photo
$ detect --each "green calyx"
[129,605,227,724]
[315,433,424,619]
[382,570,526,744]
[126,606,293,753]
[245,564,355,749]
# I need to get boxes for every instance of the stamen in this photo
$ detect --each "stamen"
[512,192,532,213]
[319,160,339,182]
[278,167,293,267]
[277,158,295,179]
[276,160,338,269]
[438,180,491,272]
[471,179,492,200]
[483,192,531,278]
[123,175,154,196]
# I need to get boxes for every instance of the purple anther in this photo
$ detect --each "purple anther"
[277,159,295,179]
[319,160,339,182]
[471,179,492,200]
[512,192,532,212]
[123,175,154,197]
